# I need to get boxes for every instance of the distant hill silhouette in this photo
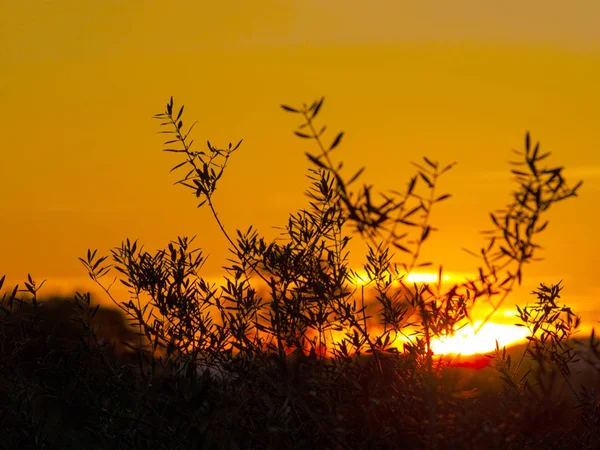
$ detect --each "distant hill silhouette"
[0,295,142,370]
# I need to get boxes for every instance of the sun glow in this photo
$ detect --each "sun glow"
[406,272,451,284]
[302,318,529,361]
[430,321,529,355]
[349,270,451,286]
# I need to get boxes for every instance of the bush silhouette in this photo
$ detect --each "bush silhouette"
[2,96,598,449]
[1,293,138,362]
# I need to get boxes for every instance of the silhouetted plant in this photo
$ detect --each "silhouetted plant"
[78,96,587,448]
[1,95,593,449]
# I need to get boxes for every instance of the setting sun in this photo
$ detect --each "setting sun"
[349,269,452,286]
[430,320,529,355]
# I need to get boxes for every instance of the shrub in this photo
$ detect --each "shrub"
[3,95,596,449]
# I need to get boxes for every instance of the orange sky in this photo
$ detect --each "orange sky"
[1,1,598,335]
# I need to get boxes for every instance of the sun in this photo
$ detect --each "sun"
[430,321,529,355]
[348,269,451,286]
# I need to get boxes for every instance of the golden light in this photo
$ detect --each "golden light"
[503,309,520,317]
[348,270,451,286]
[406,272,451,284]
[430,321,529,355]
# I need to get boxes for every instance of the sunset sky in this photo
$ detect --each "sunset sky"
[1,1,598,338]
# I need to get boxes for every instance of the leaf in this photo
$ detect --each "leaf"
[347,167,365,185]
[169,160,188,173]
[398,219,417,226]
[535,221,549,233]
[176,105,185,121]
[486,236,496,252]
[306,153,327,170]
[435,193,451,202]
[183,121,198,140]
[392,242,411,253]
[329,132,344,151]
[311,97,325,118]
[461,247,478,257]
[294,131,312,139]
[421,226,430,241]
[404,205,421,219]
[532,142,539,161]
[423,156,437,169]
[490,213,499,227]
[281,104,299,113]
[232,139,243,151]
[440,161,457,175]
[407,176,417,195]
[419,172,433,188]
[525,132,530,152]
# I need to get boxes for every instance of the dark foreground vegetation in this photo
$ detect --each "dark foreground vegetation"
[1,97,597,449]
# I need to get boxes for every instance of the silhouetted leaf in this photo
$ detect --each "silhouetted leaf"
[486,236,496,252]
[423,156,437,169]
[419,172,433,188]
[311,97,325,118]
[421,226,430,241]
[306,153,327,170]
[295,131,312,139]
[329,132,344,151]
[490,213,499,227]
[461,247,478,257]
[407,176,417,195]
[532,141,539,161]
[398,219,417,226]
[281,104,299,113]
[169,161,188,173]
[440,161,457,175]
[404,205,421,218]
[411,161,427,172]
[347,167,365,185]
[182,121,198,140]
[176,105,184,121]
[232,139,243,151]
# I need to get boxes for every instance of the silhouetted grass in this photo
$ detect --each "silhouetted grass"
[1,96,597,449]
